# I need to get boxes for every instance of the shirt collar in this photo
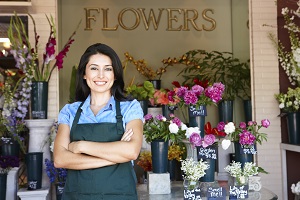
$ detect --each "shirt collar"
[81,95,115,113]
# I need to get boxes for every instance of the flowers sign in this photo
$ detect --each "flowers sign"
[143,113,187,144]
[219,119,270,150]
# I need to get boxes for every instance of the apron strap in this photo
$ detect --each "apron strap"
[115,100,124,135]
[70,101,85,139]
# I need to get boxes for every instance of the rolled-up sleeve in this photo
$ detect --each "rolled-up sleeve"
[123,100,144,127]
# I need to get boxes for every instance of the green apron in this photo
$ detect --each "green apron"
[62,100,138,200]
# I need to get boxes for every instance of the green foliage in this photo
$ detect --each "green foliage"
[125,80,155,100]
[176,49,250,101]
[69,65,77,103]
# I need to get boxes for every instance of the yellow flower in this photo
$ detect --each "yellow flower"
[168,144,185,161]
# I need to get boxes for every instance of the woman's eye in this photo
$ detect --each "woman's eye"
[91,67,98,70]
[105,67,113,71]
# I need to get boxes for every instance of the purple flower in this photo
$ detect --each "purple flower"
[239,130,256,145]
[176,86,188,98]
[239,122,247,129]
[189,132,202,147]
[204,85,223,103]
[172,117,182,127]
[248,121,256,126]
[191,85,204,96]
[202,134,216,148]
[144,114,153,121]
[217,122,225,131]
[261,119,270,128]
[184,90,198,105]
[156,114,164,121]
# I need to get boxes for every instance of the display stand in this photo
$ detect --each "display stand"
[147,172,171,194]
[17,188,49,200]
[6,167,19,200]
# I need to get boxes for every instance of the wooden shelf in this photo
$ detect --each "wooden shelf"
[281,143,300,200]
[0,1,31,6]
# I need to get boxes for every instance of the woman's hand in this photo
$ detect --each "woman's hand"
[121,129,134,142]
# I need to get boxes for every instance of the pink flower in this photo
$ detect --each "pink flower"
[184,90,198,105]
[202,134,215,148]
[217,122,225,131]
[172,117,182,127]
[261,119,270,128]
[239,130,256,145]
[189,132,202,147]
[191,85,204,96]
[156,114,164,121]
[144,114,153,121]
[176,86,188,98]
[239,122,247,129]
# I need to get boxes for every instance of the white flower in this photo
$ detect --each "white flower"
[291,181,300,195]
[221,139,231,150]
[181,123,187,131]
[169,123,179,134]
[279,102,285,109]
[224,122,235,134]
[50,141,54,152]
[185,127,200,139]
[162,117,167,122]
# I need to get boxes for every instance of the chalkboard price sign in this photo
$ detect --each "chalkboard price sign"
[207,186,226,200]
[239,145,257,155]
[197,146,217,160]
[184,188,202,200]
[188,105,207,117]
[229,185,249,199]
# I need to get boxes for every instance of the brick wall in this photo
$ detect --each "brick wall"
[250,0,282,199]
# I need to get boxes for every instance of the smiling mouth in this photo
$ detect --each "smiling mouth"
[94,81,106,85]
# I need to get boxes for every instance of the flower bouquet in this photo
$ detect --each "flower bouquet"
[291,181,300,198]
[268,2,300,86]
[275,87,300,113]
[219,119,270,150]
[45,158,67,187]
[136,151,152,172]
[0,155,19,174]
[168,144,185,161]
[143,113,187,144]
[181,157,209,190]
[224,161,267,186]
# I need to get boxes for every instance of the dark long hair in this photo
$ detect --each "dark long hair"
[75,43,129,102]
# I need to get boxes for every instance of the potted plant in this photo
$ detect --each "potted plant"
[125,80,155,115]
[224,161,267,199]
[163,50,249,122]
[291,181,300,200]
[275,87,300,144]
[45,158,67,200]
[180,157,209,190]
[218,119,270,167]
[123,52,172,89]
[143,113,187,173]
[8,13,80,119]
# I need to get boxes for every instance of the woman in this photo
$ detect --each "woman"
[54,43,144,200]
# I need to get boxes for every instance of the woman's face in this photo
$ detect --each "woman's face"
[84,53,115,95]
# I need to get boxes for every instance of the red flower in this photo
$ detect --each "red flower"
[204,122,226,137]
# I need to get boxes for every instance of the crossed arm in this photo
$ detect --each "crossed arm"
[53,119,143,170]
